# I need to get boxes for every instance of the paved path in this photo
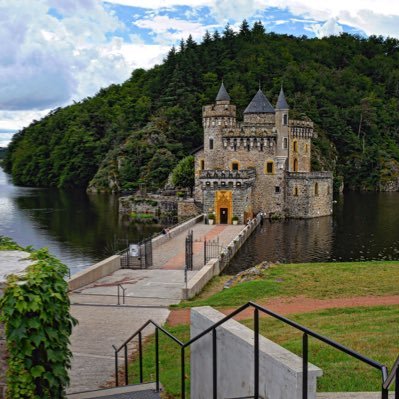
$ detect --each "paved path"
[167,294,399,325]
[68,222,245,393]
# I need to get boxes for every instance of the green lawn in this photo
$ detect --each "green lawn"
[128,305,399,397]
[178,261,399,308]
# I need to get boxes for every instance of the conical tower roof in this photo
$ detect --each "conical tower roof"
[244,89,275,114]
[276,86,289,110]
[215,82,230,102]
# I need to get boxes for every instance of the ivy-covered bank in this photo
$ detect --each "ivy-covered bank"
[0,236,76,399]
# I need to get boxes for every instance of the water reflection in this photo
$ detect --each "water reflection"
[0,168,162,274]
[227,192,399,273]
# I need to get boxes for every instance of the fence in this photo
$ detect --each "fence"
[120,237,153,269]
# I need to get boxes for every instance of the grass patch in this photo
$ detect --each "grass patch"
[128,324,190,398]
[179,261,399,308]
[129,306,398,397]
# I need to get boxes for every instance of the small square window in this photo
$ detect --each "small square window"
[232,162,239,171]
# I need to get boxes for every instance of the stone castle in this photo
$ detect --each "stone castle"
[193,83,333,224]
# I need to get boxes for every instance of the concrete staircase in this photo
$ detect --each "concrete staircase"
[66,383,161,399]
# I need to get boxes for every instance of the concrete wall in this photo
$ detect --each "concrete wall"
[152,214,204,250]
[68,255,121,291]
[190,307,322,399]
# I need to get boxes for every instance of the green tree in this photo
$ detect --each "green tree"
[171,155,195,195]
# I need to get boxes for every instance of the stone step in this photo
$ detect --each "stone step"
[67,382,161,399]
[317,393,395,399]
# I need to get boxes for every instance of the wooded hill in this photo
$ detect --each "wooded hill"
[4,21,399,191]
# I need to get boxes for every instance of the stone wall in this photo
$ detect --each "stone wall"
[177,199,201,219]
[119,194,177,216]
[190,306,322,399]
[285,172,333,218]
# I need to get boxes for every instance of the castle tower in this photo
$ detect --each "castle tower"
[275,87,290,168]
[202,82,236,169]
[243,89,275,124]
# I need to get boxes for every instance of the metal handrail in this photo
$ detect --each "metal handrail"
[113,301,397,399]
[117,284,126,305]
[383,355,399,395]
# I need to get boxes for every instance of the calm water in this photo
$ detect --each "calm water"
[0,168,162,276]
[227,192,399,273]
[1,167,399,276]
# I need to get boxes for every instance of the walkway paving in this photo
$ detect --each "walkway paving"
[68,222,245,393]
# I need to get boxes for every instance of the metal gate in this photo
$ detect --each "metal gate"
[120,237,153,269]
[204,237,224,265]
[185,230,194,271]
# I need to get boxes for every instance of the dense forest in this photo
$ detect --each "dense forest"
[4,21,399,191]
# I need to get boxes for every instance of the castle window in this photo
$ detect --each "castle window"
[305,144,309,153]
[265,161,274,174]
[293,140,298,153]
[232,162,239,171]
[283,137,288,149]
[327,185,330,195]
[294,186,299,196]
[293,158,298,172]
[283,114,288,125]
[315,183,319,196]
[200,160,205,170]
[275,186,280,193]
[209,138,214,150]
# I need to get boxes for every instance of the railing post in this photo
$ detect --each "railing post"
[382,388,389,399]
[117,285,120,306]
[139,331,143,383]
[213,329,217,399]
[254,308,259,399]
[204,239,207,265]
[181,347,186,399]
[302,333,308,399]
[155,328,160,392]
[114,348,119,387]
[124,345,128,385]
[396,366,399,399]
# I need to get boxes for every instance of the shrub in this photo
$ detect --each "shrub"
[0,248,77,399]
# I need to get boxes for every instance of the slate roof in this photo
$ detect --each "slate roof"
[215,82,231,102]
[276,87,289,110]
[244,89,275,114]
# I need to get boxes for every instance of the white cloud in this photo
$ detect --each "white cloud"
[0,0,131,111]
[309,17,343,38]
[108,0,399,37]
[133,15,218,43]
[0,132,16,148]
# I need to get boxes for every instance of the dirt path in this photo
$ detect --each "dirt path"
[167,295,399,326]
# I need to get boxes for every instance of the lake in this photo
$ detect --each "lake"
[1,167,399,275]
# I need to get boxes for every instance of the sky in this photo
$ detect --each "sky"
[1,0,399,147]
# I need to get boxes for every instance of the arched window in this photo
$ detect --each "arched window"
[283,114,288,125]
[265,161,274,174]
[293,158,298,172]
[293,140,298,153]
[231,162,239,171]
[209,138,214,150]
[315,182,319,196]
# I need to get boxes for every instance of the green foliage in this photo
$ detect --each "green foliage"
[5,27,399,191]
[0,236,23,251]
[208,213,215,220]
[0,247,77,399]
[171,155,195,194]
